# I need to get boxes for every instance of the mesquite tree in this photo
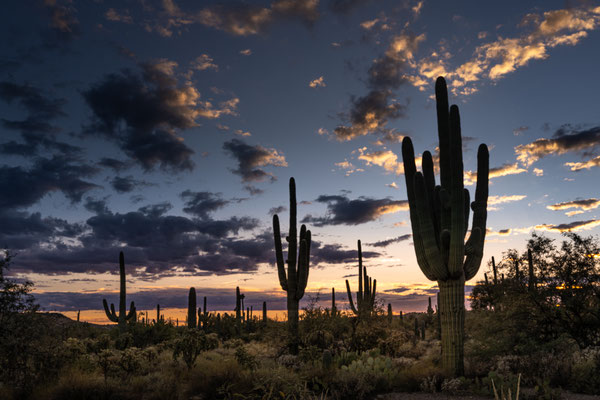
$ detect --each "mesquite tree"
[401,77,489,376]
[273,177,311,354]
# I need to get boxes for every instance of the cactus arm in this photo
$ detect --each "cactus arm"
[358,240,363,307]
[273,215,288,291]
[118,252,126,324]
[345,279,358,315]
[463,188,470,238]
[371,279,377,308]
[126,301,136,321]
[464,227,482,280]
[448,105,465,279]
[414,172,447,280]
[103,299,118,322]
[436,77,452,234]
[422,151,439,244]
[296,235,309,300]
[402,137,437,281]
[463,144,489,280]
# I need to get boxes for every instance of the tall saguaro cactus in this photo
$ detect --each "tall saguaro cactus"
[401,77,489,376]
[102,252,136,331]
[345,240,377,318]
[273,177,311,354]
[235,286,244,324]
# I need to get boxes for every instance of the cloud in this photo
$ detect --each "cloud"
[180,190,229,219]
[334,160,363,176]
[405,4,600,95]
[240,49,252,56]
[535,219,600,233]
[311,241,380,264]
[43,0,80,43]
[83,60,210,171]
[357,147,403,174]
[386,182,398,189]
[223,139,287,183]
[367,234,411,247]
[487,228,513,237]
[309,76,326,88]
[488,195,527,205]
[533,168,543,176]
[105,8,133,24]
[110,176,152,193]
[98,158,129,172]
[565,155,600,171]
[268,206,287,216]
[515,125,600,167]
[271,0,320,26]
[302,194,408,226]
[190,54,218,71]
[513,126,529,136]
[333,33,425,141]
[0,155,99,209]
[464,162,527,185]
[547,198,600,217]
[328,0,370,15]
[234,129,251,137]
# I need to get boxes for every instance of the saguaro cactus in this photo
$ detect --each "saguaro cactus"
[401,77,489,376]
[331,288,337,316]
[235,286,244,324]
[387,303,393,324]
[273,177,311,354]
[262,301,267,324]
[102,252,136,331]
[188,287,197,328]
[156,304,161,323]
[345,240,377,318]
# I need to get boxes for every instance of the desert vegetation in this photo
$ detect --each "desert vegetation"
[1,78,599,399]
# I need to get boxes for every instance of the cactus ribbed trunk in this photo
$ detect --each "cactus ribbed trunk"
[439,279,465,376]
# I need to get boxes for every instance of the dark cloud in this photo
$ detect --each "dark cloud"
[110,176,152,193]
[302,194,408,226]
[0,155,99,209]
[271,0,320,26]
[268,206,287,216]
[0,81,79,157]
[311,241,380,264]
[181,190,229,219]
[98,158,130,172]
[328,0,370,15]
[223,138,287,183]
[83,61,200,172]
[367,234,411,247]
[515,125,600,167]
[536,219,600,233]
[244,185,265,196]
[84,197,110,215]
[42,0,80,44]
[333,33,423,141]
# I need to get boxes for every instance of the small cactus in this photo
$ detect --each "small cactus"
[331,287,337,316]
[345,240,377,318]
[262,301,267,325]
[387,303,393,324]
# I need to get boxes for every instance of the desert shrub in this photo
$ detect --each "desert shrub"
[182,355,251,399]
[569,347,600,394]
[36,370,127,400]
[172,330,219,369]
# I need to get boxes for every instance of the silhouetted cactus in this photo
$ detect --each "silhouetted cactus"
[401,77,489,376]
[188,287,197,328]
[235,286,244,324]
[76,310,80,322]
[262,301,267,325]
[273,177,311,354]
[331,287,337,316]
[346,240,377,318]
[156,304,161,324]
[528,249,536,291]
[492,256,498,284]
[387,303,392,324]
[102,252,136,331]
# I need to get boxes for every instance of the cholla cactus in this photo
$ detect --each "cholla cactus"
[345,240,377,318]
[401,77,489,376]
[102,252,136,331]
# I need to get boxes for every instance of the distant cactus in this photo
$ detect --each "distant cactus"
[322,349,333,369]
[528,249,536,291]
[102,252,136,331]
[262,301,267,325]
[401,77,489,376]
[427,297,434,315]
[387,303,393,324]
[345,240,377,318]
[331,287,337,316]
[188,287,197,328]
[156,304,161,324]
[273,177,311,354]
[77,310,80,322]
[235,287,245,324]
[492,256,498,284]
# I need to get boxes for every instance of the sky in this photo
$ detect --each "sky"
[1,0,600,322]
